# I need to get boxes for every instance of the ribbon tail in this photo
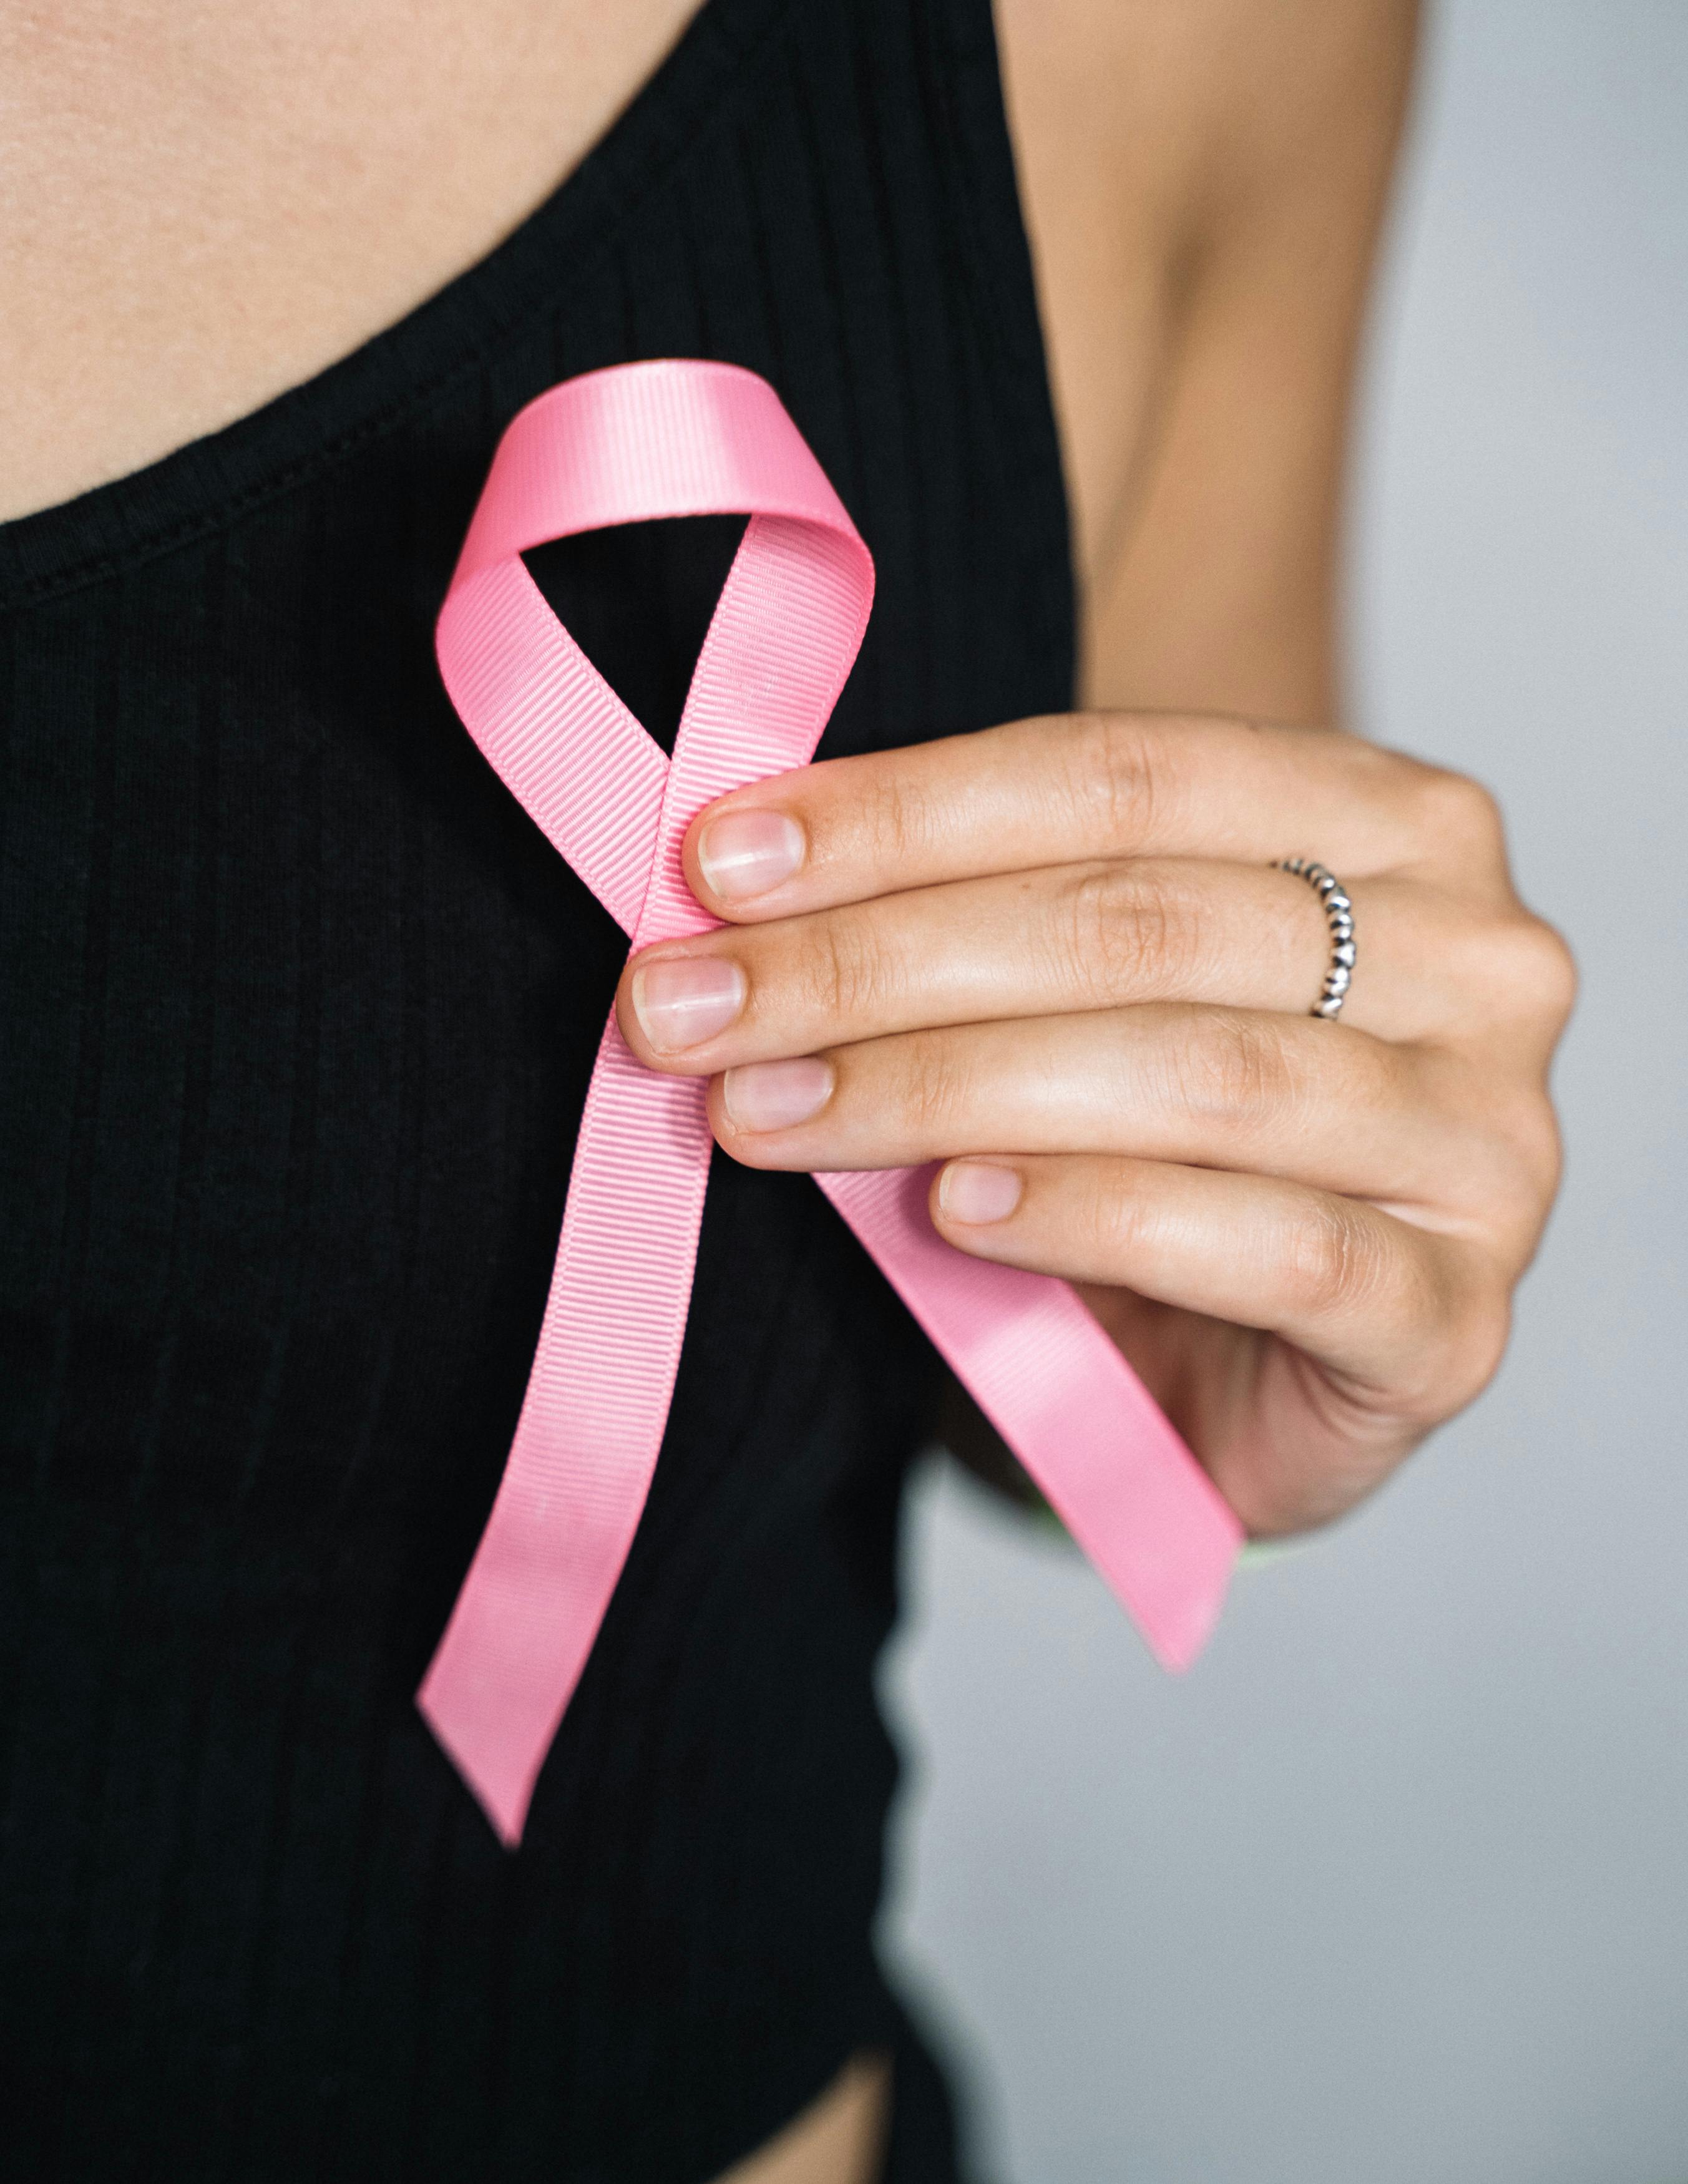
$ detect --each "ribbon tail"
[817,1166,1242,1669]
[417,1485,650,1848]
[418,1018,713,1845]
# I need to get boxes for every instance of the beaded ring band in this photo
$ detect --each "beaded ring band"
[1274,858,1357,1019]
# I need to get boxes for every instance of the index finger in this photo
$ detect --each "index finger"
[681,711,1455,922]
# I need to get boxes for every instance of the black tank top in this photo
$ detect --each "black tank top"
[0,0,1072,2175]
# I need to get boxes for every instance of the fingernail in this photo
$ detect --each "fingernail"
[630,957,746,1052]
[722,1057,833,1132]
[939,1161,1023,1224]
[696,809,806,901]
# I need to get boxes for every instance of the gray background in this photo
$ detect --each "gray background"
[882,4,1688,2178]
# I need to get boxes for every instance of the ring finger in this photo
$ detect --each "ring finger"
[620,860,1458,1073]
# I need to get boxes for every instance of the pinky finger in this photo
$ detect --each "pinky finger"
[929,1152,1505,1425]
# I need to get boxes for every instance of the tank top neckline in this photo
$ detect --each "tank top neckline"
[0,0,798,613]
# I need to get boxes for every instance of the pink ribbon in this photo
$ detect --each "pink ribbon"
[421,359,1242,1846]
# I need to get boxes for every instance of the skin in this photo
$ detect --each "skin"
[2,0,1574,2173]
[619,711,1571,1535]
[612,0,1576,1544]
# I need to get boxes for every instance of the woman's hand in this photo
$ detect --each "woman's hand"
[615,713,1574,1536]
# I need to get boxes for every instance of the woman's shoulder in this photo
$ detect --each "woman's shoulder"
[995,0,1420,185]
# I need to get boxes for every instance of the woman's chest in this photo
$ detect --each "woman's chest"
[1,0,1197,570]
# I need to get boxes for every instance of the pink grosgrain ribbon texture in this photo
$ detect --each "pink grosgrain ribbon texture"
[421,359,1242,1846]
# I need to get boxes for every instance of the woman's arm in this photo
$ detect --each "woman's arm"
[1000,0,1418,719]
[613,0,1573,1542]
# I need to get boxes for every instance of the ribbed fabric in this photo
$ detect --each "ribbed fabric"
[0,1,1072,2177]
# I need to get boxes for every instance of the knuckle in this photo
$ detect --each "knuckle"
[1171,1010,1299,1132]
[1076,1166,1153,1262]
[791,912,893,1026]
[1438,908,1573,1047]
[1056,864,1196,1003]
[1496,911,1578,1028]
[1067,713,1165,852]
[861,767,938,872]
[1286,1197,1400,1324]
[1483,1083,1564,1221]
[1422,1049,1561,1250]
[1410,763,1507,867]
[1481,1123,1559,1237]
[894,1031,972,1139]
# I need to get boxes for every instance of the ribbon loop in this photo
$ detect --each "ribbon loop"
[423,360,1241,1847]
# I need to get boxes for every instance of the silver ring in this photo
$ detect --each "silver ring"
[1274,859,1356,1019]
